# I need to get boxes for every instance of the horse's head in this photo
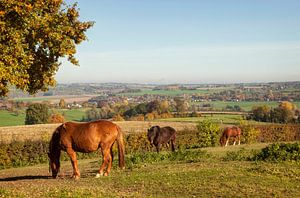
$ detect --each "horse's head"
[48,125,63,178]
[147,126,160,144]
[48,152,60,178]
[219,137,225,146]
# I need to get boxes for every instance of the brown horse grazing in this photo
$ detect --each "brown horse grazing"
[147,126,176,153]
[220,126,241,147]
[48,120,125,179]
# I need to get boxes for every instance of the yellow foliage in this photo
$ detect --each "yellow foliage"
[279,101,296,111]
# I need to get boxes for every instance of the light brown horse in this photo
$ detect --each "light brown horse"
[220,126,241,147]
[48,120,125,179]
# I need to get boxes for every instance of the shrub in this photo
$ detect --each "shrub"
[196,119,220,147]
[255,124,300,142]
[25,103,50,125]
[252,142,300,162]
[239,121,260,144]
[113,114,125,121]
[49,113,65,123]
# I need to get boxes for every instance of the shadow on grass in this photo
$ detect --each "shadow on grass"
[0,175,51,181]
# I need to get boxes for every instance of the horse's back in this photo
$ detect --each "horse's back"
[60,120,120,152]
[223,126,241,137]
[160,126,176,141]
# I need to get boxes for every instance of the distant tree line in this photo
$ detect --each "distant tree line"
[248,101,300,124]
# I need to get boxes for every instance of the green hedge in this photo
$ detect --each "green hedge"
[252,142,300,162]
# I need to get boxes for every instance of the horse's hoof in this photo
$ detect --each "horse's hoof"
[95,173,102,178]
[104,172,109,177]
[73,175,80,180]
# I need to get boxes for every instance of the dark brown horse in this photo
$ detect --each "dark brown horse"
[147,126,176,153]
[48,120,125,179]
[220,126,241,147]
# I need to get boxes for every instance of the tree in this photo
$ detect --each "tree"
[25,103,50,125]
[84,107,100,121]
[146,100,161,114]
[270,107,294,123]
[174,97,188,115]
[0,0,94,96]
[49,113,65,123]
[159,100,170,113]
[59,98,66,109]
[279,101,296,111]
[251,105,270,122]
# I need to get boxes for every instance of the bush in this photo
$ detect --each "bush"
[255,124,300,142]
[196,119,220,147]
[49,113,65,123]
[252,142,300,162]
[239,121,260,144]
[25,103,50,125]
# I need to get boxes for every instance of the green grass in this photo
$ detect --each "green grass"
[0,143,299,197]
[0,110,25,126]
[0,108,87,126]
[194,101,300,111]
[57,108,87,122]
[157,114,245,125]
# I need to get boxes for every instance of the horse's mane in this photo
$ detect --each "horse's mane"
[49,125,62,154]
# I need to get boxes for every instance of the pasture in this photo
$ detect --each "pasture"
[0,144,299,197]
[157,114,244,125]
[0,109,87,127]
[194,101,300,111]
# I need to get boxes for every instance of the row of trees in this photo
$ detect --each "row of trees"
[249,101,299,124]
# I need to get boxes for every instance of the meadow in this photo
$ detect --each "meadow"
[0,143,299,197]
[193,100,300,111]
[157,114,245,125]
[0,109,87,127]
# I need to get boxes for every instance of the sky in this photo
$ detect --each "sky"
[55,0,300,84]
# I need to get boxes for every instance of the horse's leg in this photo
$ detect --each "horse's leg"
[238,135,241,145]
[225,138,229,147]
[66,148,80,179]
[156,143,161,153]
[110,146,114,162]
[233,137,236,145]
[96,147,112,177]
[171,140,175,152]
[166,142,169,148]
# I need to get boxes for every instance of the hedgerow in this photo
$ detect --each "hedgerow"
[252,142,300,162]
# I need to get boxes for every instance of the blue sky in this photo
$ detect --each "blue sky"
[56,0,300,84]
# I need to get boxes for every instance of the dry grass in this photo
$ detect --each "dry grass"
[0,121,196,143]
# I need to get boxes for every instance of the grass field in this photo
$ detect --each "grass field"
[0,109,87,127]
[0,143,299,197]
[0,121,196,144]
[0,110,25,126]
[194,101,300,111]
[156,114,258,125]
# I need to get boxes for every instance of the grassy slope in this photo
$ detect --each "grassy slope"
[0,111,25,126]
[0,143,299,197]
[0,109,86,127]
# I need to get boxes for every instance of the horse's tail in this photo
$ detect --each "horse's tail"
[116,126,125,169]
